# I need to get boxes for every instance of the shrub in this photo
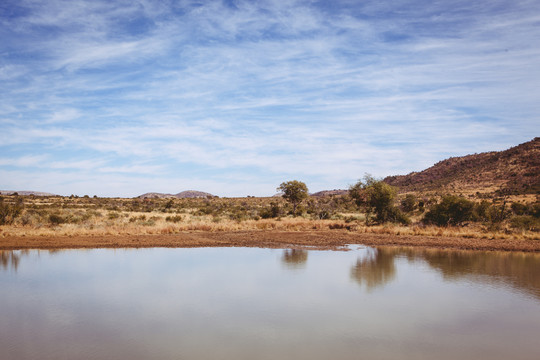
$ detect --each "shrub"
[48,214,65,225]
[400,194,417,213]
[423,195,475,226]
[0,196,24,225]
[108,212,120,220]
[165,215,183,223]
[511,202,528,216]
[510,215,539,231]
[388,207,412,225]
[473,200,495,222]
[260,202,282,219]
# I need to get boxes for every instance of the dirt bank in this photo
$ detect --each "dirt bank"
[1,230,539,252]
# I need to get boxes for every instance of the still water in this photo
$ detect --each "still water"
[1,246,540,360]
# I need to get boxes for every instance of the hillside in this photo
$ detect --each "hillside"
[384,137,539,195]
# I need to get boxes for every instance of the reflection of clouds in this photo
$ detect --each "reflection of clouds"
[2,247,540,359]
[350,248,396,291]
[281,249,308,270]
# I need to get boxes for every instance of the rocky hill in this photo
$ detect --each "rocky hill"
[311,189,349,197]
[175,190,216,198]
[138,190,216,199]
[0,190,57,196]
[137,192,176,199]
[384,137,539,195]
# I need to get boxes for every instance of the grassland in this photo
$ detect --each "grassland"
[1,193,538,252]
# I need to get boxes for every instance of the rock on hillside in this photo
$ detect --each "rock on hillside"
[384,137,539,195]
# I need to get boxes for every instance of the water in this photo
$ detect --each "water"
[1,246,540,360]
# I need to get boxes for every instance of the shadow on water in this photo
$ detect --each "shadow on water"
[281,249,308,270]
[351,247,540,299]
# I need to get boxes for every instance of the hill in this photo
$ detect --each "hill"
[137,192,176,199]
[175,190,216,198]
[384,137,539,195]
[0,190,57,196]
[138,190,216,199]
[311,189,349,197]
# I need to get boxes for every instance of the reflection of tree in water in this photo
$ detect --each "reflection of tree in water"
[413,248,540,300]
[351,248,396,291]
[373,247,540,301]
[1,250,30,272]
[282,249,308,269]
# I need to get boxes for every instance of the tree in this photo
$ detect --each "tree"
[349,174,409,224]
[423,195,475,226]
[277,180,309,216]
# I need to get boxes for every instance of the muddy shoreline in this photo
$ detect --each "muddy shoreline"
[1,230,539,252]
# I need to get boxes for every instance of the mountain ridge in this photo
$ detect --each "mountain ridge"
[384,137,539,194]
[138,190,216,199]
[0,190,57,196]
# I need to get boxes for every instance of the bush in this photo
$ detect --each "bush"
[511,202,528,216]
[0,196,24,225]
[165,215,182,223]
[260,202,282,219]
[423,195,475,226]
[473,200,495,222]
[48,214,65,225]
[388,207,412,225]
[400,194,417,213]
[108,212,121,220]
[510,215,540,231]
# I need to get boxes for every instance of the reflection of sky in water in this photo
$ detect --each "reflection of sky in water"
[1,247,540,360]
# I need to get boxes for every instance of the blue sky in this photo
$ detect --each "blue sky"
[1,0,539,197]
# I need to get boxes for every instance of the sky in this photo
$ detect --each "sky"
[1,0,539,197]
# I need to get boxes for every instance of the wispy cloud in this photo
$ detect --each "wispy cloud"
[1,0,539,196]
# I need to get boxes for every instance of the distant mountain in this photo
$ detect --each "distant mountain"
[0,190,57,196]
[138,190,216,199]
[175,190,216,198]
[137,192,177,199]
[384,137,540,195]
[311,189,349,197]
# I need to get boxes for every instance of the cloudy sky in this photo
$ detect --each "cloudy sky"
[1,0,539,197]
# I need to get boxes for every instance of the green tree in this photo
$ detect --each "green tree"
[277,180,309,216]
[423,195,475,226]
[349,174,409,224]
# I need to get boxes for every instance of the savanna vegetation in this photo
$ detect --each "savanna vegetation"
[0,176,538,245]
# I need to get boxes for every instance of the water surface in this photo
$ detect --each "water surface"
[1,246,540,360]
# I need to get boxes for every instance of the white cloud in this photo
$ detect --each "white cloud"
[1,0,539,196]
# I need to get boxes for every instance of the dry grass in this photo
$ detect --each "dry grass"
[1,193,538,249]
[2,212,539,243]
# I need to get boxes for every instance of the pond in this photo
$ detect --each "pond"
[1,246,540,360]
